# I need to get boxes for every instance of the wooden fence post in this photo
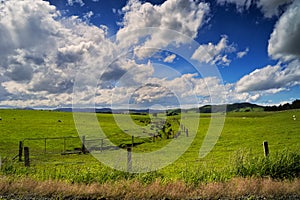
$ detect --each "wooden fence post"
[132,135,134,148]
[263,141,269,157]
[127,147,132,172]
[24,147,30,167]
[63,138,66,152]
[19,141,23,162]
[44,138,47,153]
[82,136,86,154]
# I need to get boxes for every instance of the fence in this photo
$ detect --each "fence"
[16,123,191,168]
[17,135,122,166]
[19,136,81,158]
[10,134,271,173]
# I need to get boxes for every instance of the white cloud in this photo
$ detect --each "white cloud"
[117,0,210,58]
[217,0,252,12]
[0,0,242,108]
[217,0,293,18]
[191,35,235,65]
[83,11,94,21]
[257,0,293,18]
[163,54,176,63]
[268,0,300,61]
[237,47,249,58]
[1,0,297,108]
[0,0,115,107]
[227,91,260,102]
[235,60,300,92]
[0,0,59,63]
[133,47,158,60]
[67,0,85,7]
[218,0,300,100]
[129,83,176,105]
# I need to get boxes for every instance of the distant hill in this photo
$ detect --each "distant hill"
[11,100,299,114]
[55,108,113,113]
[198,102,264,113]
[54,107,163,114]
[16,107,35,110]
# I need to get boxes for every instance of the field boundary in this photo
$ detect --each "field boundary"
[0,176,299,199]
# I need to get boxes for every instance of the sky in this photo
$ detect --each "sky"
[0,0,300,109]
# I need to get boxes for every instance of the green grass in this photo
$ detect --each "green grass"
[0,109,299,185]
[0,110,80,156]
[230,149,300,179]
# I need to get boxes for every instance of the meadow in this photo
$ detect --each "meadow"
[0,109,299,199]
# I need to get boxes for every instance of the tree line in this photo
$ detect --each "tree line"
[264,100,300,111]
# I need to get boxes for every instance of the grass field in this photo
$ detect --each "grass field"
[0,109,299,198]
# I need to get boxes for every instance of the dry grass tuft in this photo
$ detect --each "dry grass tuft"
[0,176,299,199]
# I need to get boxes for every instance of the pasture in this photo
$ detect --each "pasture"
[0,109,299,198]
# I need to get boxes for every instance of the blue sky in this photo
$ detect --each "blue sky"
[0,0,299,108]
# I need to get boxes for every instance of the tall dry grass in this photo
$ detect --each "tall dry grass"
[0,176,299,199]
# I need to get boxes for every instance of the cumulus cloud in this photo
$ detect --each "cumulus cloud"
[117,0,209,58]
[0,83,11,101]
[129,83,177,106]
[164,54,176,63]
[0,0,59,63]
[67,0,84,7]
[1,0,294,108]
[217,0,252,12]
[191,35,236,65]
[2,0,202,108]
[0,0,114,107]
[217,0,300,100]
[257,0,293,18]
[217,0,293,18]
[108,60,154,88]
[235,60,300,92]
[57,41,95,67]
[268,0,300,61]
[237,47,249,58]
[83,11,94,21]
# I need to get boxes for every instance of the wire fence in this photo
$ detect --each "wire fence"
[22,136,80,155]
[3,122,193,169]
